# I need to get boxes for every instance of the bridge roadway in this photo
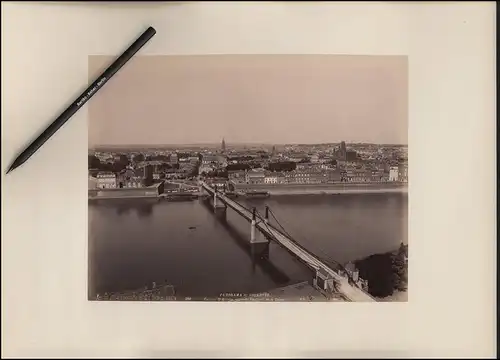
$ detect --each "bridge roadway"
[200,182,376,302]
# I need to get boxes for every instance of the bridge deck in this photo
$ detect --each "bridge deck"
[201,182,375,302]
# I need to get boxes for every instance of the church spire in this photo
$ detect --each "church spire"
[221,137,226,152]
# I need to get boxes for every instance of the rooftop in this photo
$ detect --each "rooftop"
[247,172,265,177]
[96,171,115,177]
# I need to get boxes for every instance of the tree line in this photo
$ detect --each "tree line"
[354,242,408,298]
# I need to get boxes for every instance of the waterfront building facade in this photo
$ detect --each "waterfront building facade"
[96,172,117,189]
[389,166,399,181]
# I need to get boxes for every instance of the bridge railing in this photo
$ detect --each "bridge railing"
[202,182,376,300]
[205,182,333,266]
[230,194,374,297]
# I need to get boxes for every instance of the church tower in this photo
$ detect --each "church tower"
[221,137,226,153]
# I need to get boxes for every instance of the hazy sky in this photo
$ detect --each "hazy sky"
[88,55,407,147]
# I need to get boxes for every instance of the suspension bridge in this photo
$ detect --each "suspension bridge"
[199,181,376,302]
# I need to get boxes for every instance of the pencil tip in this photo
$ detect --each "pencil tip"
[6,164,15,174]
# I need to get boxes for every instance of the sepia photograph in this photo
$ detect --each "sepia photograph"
[88,55,409,302]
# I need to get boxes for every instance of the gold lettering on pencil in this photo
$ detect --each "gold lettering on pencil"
[77,77,107,107]
[97,77,107,87]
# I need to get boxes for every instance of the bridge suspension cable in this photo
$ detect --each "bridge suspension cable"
[210,185,362,289]
[224,194,343,272]
[265,207,362,288]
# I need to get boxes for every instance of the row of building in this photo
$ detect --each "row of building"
[89,171,143,190]
[199,154,229,174]
[229,165,408,186]
[89,158,201,190]
[90,165,157,190]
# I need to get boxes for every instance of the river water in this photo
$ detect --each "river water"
[88,193,408,299]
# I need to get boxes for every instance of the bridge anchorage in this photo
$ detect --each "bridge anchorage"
[198,181,377,302]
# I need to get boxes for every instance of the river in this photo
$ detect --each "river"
[88,192,408,300]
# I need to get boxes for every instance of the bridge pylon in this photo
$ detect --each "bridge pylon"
[250,207,269,244]
[212,189,227,219]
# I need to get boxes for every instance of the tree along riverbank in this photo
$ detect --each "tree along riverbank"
[354,243,408,301]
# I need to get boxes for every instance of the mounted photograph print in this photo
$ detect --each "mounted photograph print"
[87,55,408,302]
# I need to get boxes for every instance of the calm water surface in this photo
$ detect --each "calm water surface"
[88,193,408,299]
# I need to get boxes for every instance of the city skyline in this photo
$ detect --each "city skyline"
[88,55,408,147]
[89,139,408,149]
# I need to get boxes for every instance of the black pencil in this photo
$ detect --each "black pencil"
[6,26,157,174]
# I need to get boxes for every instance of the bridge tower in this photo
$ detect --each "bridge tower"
[212,189,227,218]
[250,207,270,244]
[250,207,270,259]
[250,207,258,243]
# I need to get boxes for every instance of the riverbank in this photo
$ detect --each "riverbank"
[93,282,176,301]
[89,195,159,201]
[88,187,407,201]
[268,187,407,196]
[89,193,202,201]
[233,183,408,196]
